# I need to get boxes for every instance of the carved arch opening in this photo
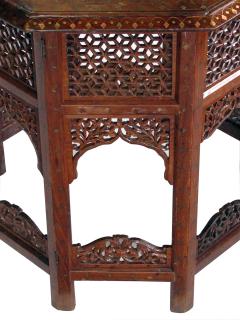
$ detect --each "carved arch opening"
[64,116,175,185]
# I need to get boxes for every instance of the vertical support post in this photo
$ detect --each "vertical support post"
[170,32,208,313]
[0,112,6,175]
[33,32,75,310]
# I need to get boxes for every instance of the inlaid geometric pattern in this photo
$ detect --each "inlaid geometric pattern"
[206,18,240,87]
[0,19,35,88]
[66,32,174,97]
[203,87,240,140]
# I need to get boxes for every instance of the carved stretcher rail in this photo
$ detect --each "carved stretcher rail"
[0,201,48,256]
[72,235,172,268]
[197,200,240,258]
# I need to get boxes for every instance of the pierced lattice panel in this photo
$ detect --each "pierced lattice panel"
[206,18,240,87]
[66,32,175,97]
[0,19,35,88]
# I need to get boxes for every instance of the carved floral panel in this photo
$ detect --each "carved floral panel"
[72,235,172,267]
[198,200,240,256]
[67,116,174,184]
[0,200,47,256]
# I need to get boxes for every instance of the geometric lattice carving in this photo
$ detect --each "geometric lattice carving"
[66,32,175,97]
[73,235,171,266]
[0,19,35,88]
[70,117,173,183]
[0,200,47,256]
[203,87,240,140]
[0,87,41,170]
[206,18,240,87]
[198,200,240,257]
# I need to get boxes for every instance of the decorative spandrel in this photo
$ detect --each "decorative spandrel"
[66,32,175,97]
[0,87,42,171]
[203,86,240,140]
[72,235,172,266]
[68,116,174,184]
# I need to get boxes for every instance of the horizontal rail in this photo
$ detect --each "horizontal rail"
[0,70,37,107]
[0,226,49,274]
[196,225,240,273]
[71,268,175,282]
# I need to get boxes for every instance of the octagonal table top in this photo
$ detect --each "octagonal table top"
[0,0,239,31]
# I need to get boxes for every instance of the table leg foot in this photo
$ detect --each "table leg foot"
[170,282,194,313]
[51,285,76,311]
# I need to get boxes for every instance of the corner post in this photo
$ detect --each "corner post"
[0,112,6,175]
[170,31,208,312]
[33,31,75,310]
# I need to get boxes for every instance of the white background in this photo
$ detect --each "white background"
[0,129,239,320]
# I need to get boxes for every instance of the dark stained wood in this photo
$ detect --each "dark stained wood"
[220,117,240,140]
[71,269,175,282]
[0,0,240,31]
[0,1,240,315]
[170,31,209,313]
[196,200,240,272]
[4,0,234,15]
[0,100,5,175]
[0,226,49,273]
[33,32,76,311]
[196,224,240,273]
[0,136,5,175]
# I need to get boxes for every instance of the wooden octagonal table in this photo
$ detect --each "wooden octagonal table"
[0,0,240,313]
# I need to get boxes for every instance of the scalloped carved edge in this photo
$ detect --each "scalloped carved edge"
[0,87,42,172]
[197,200,240,256]
[72,235,172,266]
[68,116,174,185]
[0,201,48,256]
[21,1,240,31]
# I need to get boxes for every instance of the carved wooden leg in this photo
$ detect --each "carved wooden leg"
[170,32,208,313]
[0,111,6,175]
[0,140,6,175]
[33,32,75,310]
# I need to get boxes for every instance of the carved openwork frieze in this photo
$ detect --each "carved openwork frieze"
[67,116,174,184]
[0,87,41,170]
[203,87,240,140]
[206,18,240,87]
[0,19,35,89]
[72,235,171,266]
[0,201,47,256]
[66,32,175,97]
[197,200,240,257]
